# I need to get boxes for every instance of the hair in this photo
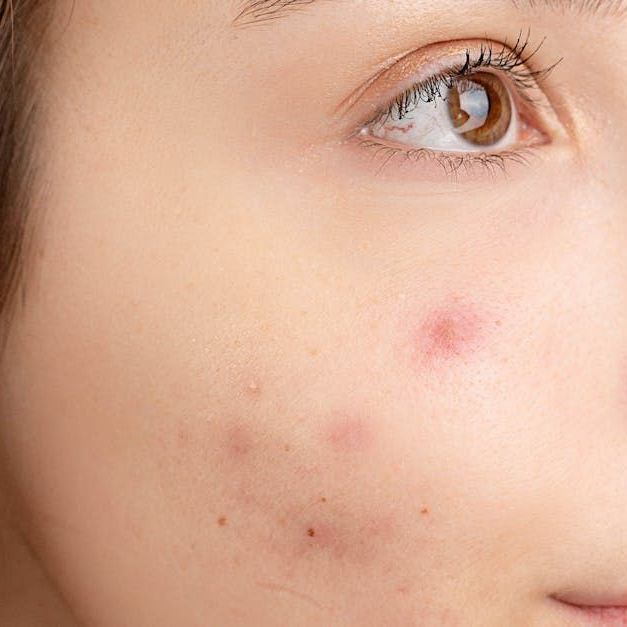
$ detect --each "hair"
[0,0,50,353]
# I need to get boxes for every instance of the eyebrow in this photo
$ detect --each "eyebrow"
[233,0,626,26]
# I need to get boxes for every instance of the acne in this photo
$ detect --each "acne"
[292,510,398,566]
[245,380,262,399]
[224,424,255,459]
[324,414,375,454]
[409,298,500,369]
[301,522,342,553]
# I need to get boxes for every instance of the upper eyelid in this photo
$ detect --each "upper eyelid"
[372,45,556,128]
[334,34,563,137]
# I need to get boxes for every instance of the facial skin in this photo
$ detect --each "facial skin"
[0,0,627,625]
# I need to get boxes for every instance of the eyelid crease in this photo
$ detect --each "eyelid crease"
[338,29,561,126]
[334,29,569,156]
[367,32,561,130]
[334,45,433,117]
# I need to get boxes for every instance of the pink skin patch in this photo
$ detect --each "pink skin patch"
[224,424,255,458]
[324,414,375,454]
[422,306,483,359]
[405,297,501,370]
[292,512,397,565]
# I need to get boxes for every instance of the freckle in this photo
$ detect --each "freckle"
[324,414,375,454]
[307,528,316,537]
[283,444,291,452]
[319,496,327,503]
[307,346,320,357]
[420,507,429,515]
[217,516,228,527]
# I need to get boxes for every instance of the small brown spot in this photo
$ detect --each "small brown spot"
[307,528,316,537]
[307,346,320,357]
[283,444,291,452]
[420,507,429,515]
[218,516,228,527]
[319,496,327,503]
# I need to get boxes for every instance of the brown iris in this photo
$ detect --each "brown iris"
[447,72,512,146]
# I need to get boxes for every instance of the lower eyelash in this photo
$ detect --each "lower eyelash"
[357,137,538,179]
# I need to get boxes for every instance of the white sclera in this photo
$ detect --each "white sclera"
[368,78,518,153]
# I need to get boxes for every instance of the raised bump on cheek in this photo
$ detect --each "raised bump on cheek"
[404,297,502,370]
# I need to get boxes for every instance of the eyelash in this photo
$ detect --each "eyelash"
[358,30,562,178]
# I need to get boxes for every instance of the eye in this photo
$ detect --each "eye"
[352,34,561,173]
[364,71,522,153]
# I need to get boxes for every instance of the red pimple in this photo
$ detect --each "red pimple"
[414,301,490,366]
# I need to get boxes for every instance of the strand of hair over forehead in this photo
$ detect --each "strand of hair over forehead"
[0,1,15,82]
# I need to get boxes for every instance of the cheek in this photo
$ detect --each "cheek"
[207,410,402,568]
[170,293,505,568]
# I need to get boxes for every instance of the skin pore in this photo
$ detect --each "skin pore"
[0,0,627,625]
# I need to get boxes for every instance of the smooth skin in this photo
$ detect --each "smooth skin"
[1,1,626,625]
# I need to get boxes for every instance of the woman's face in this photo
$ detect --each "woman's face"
[2,1,627,625]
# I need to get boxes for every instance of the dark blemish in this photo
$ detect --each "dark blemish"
[324,414,374,454]
[319,496,327,503]
[283,444,291,452]
[217,516,228,527]
[307,528,316,537]
[420,507,429,515]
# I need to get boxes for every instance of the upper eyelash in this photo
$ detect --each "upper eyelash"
[370,29,562,127]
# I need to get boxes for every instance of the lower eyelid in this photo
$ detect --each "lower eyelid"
[351,135,541,181]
